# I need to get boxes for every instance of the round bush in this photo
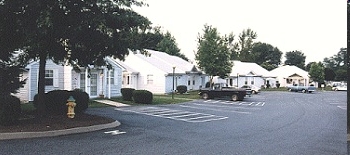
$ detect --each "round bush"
[133,90,153,104]
[46,90,70,115]
[0,95,21,126]
[121,88,135,101]
[70,90,89,114]
[177,85,187,94]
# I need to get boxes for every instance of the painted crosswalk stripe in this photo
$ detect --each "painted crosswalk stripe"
[116,107,228,123]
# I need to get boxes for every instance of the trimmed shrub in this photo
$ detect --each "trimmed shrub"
[33,90,89,115]
[0,95,21,126]
[177,85,187,94]
[133,90,153,104]
[45,90,70,115]
[70,89,89,113]
[121,88,135,101]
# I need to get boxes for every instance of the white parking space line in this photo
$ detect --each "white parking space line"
[202,100,266,107]
[186,117,228,123]
[185,115,215,120]
[157,111,191,116]
[189,103,260,110]
[172,113,202,118]
[255,102,265,106]
[116,107,228,123]
[337,106,347,110]
[179,105,252,114]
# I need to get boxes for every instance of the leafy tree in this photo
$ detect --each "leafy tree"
[305,62,316,71]
[323,48,347,81]
[195,24,233,87]
[129,26,164,51]
[0,61,26,96]
[130,27,189,61]
[324,68,336,81]
[156,31,188,61]
[308,62,325,85]
[284,50,306,69]
[1,0,151,115]
[233,28,257,62]
[250,42,282,70]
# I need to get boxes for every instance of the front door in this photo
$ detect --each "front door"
[90,73,98,96]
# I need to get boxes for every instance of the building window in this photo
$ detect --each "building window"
[251,81,254,85]
[188,80,191,86]
[147,75,153,84]
[109,70,114,85]
[193,80,195,85]
[45,70,54,86]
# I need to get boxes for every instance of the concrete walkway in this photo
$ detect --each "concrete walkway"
[94,100,130,107]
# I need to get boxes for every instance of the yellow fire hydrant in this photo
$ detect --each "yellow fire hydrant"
[66,96,76,118]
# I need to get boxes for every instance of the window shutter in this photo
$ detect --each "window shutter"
[53,69,59,87]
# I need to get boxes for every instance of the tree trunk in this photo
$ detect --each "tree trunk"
[36,52,47,117]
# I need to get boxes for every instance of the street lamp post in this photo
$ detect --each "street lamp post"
[237,73,239,88]
[172,66,176,99]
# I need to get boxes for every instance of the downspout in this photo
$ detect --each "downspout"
[108,69,111,99]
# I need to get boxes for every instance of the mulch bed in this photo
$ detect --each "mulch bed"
[0,113,115,133]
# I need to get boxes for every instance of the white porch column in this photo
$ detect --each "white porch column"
[63,65,73,90]
[85,68,89,96]
[108,69,111,99]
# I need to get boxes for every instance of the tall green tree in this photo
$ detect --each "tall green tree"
[250,42,282,70]
[195,24,233,86]
[130,27,189,61]
[156,31,188,61]
[308,62,325,86]
[1,0,151,115]
[323,48,347,81]
[284,50,306,69]
[0,61,26,96]
[305,62,316,71]
[233,28,257,62]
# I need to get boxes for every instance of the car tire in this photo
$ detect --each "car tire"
[252,90,256,94]
[202,93,209,100]
[231,94,238,101]
[301,89,306,93]
[288,88,292,92]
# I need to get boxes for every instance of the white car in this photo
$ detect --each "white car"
[241,85,261,94]
[332,84,347,91]
[250,85,261,94]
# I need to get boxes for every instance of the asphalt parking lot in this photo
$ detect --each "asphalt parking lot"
[0,91,347,155]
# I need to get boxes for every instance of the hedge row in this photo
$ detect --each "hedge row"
[33,89,89,115]
[0,95,21,126]
[121,88,153,104]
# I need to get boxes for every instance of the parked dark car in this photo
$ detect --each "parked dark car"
[240,85,253,96]
[198,83,247,101]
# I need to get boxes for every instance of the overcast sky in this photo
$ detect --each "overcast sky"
[133,0,346,64]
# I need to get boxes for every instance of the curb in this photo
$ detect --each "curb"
[0,120,120,140]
